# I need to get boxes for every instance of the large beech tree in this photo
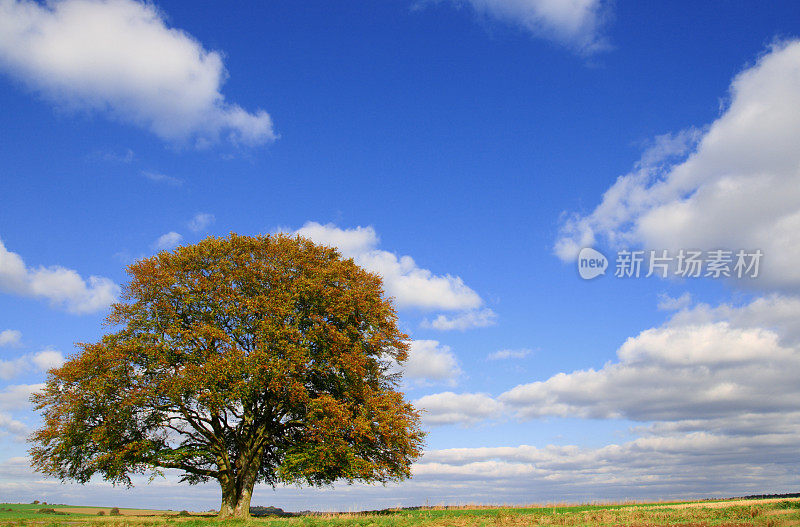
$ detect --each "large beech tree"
[29,234,424,518]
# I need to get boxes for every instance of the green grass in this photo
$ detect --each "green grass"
[0,502,85,517]
[0,503,79,523]
[2,499,799,527]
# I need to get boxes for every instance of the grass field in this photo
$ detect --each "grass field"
[2,498,800,526]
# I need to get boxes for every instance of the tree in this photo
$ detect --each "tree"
[29,234,424,518]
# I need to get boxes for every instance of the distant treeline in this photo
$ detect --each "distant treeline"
[736,493,800,500]
[249,506,292,517]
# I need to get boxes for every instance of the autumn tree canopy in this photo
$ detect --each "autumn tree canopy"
[29,234,424,518]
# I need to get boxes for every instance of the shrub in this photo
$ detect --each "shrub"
[97,511,106,516]
[110,507,121,516]
[250,505,288,517]
[37,508,67,515]
[178,510,191,517]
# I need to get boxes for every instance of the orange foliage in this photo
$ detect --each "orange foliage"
[29,234,424,518]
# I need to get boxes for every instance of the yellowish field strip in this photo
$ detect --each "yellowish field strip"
[653,497,800,509]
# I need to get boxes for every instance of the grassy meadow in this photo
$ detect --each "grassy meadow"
[2,498,800,526]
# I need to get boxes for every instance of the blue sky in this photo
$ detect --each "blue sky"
[2,0,800,512]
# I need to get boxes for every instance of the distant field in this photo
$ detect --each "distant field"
[46,506,177,516]
[0,503,179,522]
[2,497,800,526]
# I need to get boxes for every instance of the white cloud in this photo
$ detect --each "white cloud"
[487,348,531,360]
[153,231,182,250]
[142,171,183,186]
[406,296,800,436]
[0,350,65,380]
[0,437,796,509]
[501,296,800,422]
[0,357,29,381]
[0,0,275,146]
[412,432,800,497]
[0,413,29,440]
[422,308,497,331]
[30,349,65,372]
[656,292,692,311]
[0,238,118,314]
[414,391,503,426]
[554,40,800,293]
[447,0,609,55]
[294,222,379,256]
[292,222,483,312]
[413,459,537,479]
[188,213,215,233]
[402,340,463,384]
[405,295,800,497]
[670,294,800,345]
[0,330,21,347]
[0,383,44,411]
[5,299,800,504]
[357,250,482,311]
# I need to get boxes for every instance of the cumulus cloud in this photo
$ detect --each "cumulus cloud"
[0,238,118,314]
[0,357,28,381]
[0,0,275,146]
[402,340,463,385]
[188,213,215,233]
[4,296,800,503]
[0,413,29,440]
[0,384,42,446]
[412,305,800,493]
[0,350,65,380]
[444,0,609,55]
[153,231,182,250]
[0,383,44,411]
[30,349,65,372]
[669,294,800,345]
[487,348,531,360]
[0,435,795,508]
[554,40,800,293]
[422,308,497,331]
[292,222,483,312]
[404,296,796,497]
[0,330,21,347]
[414,391,503,426]
[501,296,800,422]
[418,295,800,436]
[411,433,800,499]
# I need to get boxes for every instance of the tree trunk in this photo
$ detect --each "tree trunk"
[218,482,256,518]
[233,483,254,518]
[218,475,239,519]
[217,460,260,518]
